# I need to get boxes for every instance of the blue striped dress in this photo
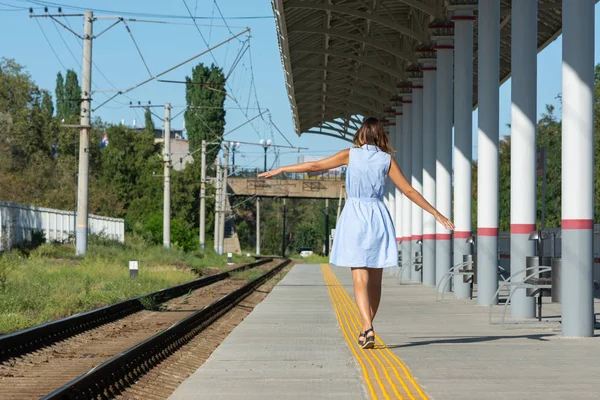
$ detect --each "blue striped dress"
[329,144,398,268]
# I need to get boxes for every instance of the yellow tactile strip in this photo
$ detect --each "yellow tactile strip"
[321,264,429,400]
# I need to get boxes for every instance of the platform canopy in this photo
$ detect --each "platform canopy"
[271,0,569,141]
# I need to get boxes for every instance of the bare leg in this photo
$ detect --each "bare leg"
[367,268,383,322]
[351,268,372,335]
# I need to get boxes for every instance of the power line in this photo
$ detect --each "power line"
[21,0,273,20]
[181,0,265,140]
[34,17,68,70]
[122,20,153,78]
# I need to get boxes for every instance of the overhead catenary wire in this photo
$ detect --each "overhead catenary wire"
[20,0,274,19]
[122,20,153,78]
[34,17,68,70]
[181,0,264,140]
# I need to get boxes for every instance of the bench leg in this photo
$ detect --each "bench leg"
[537,296,542,321]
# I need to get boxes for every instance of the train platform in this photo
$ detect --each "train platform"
[169,264,600,400]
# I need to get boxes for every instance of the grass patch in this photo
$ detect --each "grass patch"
[290,253,330,264]
[230,268,265,282]
[0,235,254,334]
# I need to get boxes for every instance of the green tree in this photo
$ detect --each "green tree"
[144,108,155,134]
[41,90,54,118]
[498,135,511,232]
[184,63,226,164]
[64,69,81,120]
[55,72,65,119]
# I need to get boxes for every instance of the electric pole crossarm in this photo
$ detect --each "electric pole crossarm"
[93,19,123,39]
[30,14,84,38]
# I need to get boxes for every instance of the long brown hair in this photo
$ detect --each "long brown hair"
[352,117,395,154]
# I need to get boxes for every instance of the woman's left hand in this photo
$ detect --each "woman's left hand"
[258,168,282,179]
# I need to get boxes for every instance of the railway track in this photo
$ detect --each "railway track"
[0,258,290,399]
[0,258,271,362]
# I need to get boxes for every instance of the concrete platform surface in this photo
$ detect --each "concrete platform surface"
[170,264,600,400]
[339,268,600,400]
[169,264,367,400]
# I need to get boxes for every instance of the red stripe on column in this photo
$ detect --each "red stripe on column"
[451,15,477,21]
[510,224,536,234]
[396,237,402,242]
[454,231,471,239]
[412,235,423,241]
[423,234,436,240]
[562,219,594,229]
[499,253,510,259]
[478,227,499,236]
[436,234,451,240]
[595,257,600,263]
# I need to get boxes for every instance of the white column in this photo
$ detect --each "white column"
[421,59,437,287]
[386,113,396,225]
[434,37,454,292]
[383,118,391,211]
[411,80,424,283]
[477,0,500,306]
[510,0,537,318]
[385,112,396,277]
[400,92,413,282]
[394,109,403,274]
[452,10,475,299]
[394,109,403,238]
[561,0,595,337]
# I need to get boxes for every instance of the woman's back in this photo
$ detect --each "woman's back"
[346,144,391,200]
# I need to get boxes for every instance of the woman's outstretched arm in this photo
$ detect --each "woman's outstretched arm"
[388,158,455,231]
[258,149,350,178]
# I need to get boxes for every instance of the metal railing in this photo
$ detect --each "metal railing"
[0,201,125,250]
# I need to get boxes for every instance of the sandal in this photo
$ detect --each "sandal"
[361,327,375,349]
[357,331,366,346]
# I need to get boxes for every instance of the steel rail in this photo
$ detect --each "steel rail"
[41,258,291,399]
[0,258,272,361]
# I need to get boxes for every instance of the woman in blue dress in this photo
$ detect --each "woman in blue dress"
[259,117,454,349]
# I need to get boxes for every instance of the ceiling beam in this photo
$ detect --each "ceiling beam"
[299,103,366,123]
[302,130,354,143]
[294,78,391,104]
[292,46,404,80]
[286,0,426,42]
[398,0,441,17]
[288,24,416,63]
[293,64,396,93]
[295,90,382,115]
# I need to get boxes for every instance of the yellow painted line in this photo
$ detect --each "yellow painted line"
[321,264,429,400]
[325,266,427,400]
[322,266,380,399]
[330,274,416,400]
[326,270,404,400]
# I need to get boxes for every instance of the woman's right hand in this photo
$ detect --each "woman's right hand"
[434,211,455,231]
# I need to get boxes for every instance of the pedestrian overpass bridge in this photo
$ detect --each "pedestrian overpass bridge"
[228,171,344,199]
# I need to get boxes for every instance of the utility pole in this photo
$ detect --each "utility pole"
[256,198,261,255]
[219,144,230,255]
[324,199,330,256]
[199,140,207,249]
[214,159,221,253]
[163,103,171,249]
[75,10,93,255]
[281,198,287,257]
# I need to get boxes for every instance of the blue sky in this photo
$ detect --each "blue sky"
[1,1,600,168]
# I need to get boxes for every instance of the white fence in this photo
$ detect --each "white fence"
[0,201,125,250]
